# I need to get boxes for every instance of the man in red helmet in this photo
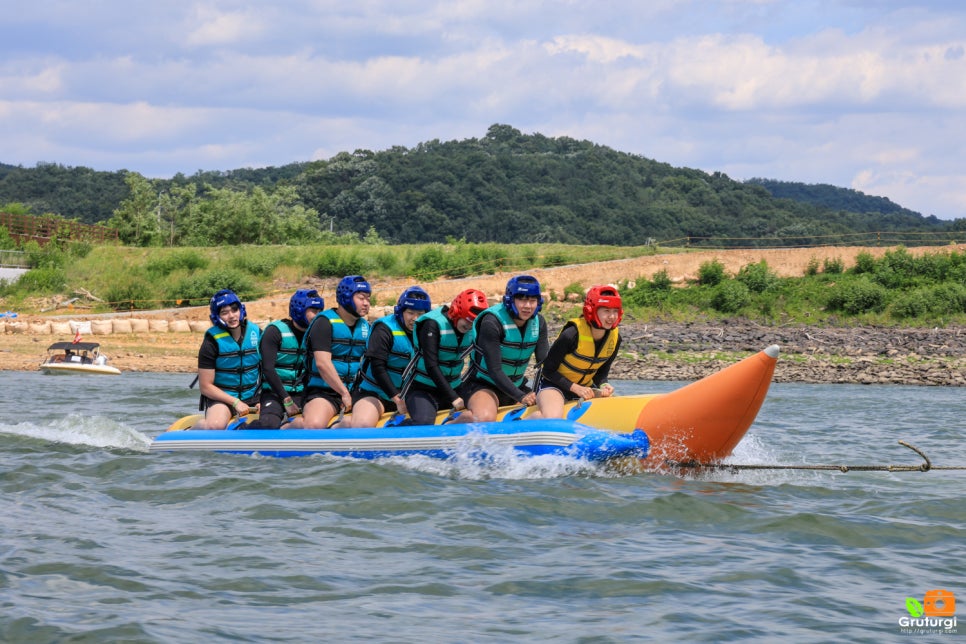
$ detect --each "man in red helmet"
[530,285,623,420]
[404,288,489,425]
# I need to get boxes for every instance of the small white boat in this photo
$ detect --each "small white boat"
[40,341,121,376]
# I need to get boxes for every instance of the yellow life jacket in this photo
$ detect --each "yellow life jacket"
[554,317,619,386]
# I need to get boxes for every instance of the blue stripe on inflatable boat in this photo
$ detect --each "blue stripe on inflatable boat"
[150,419,649,461]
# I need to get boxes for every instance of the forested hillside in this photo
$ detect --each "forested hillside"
[0,125,957,247]
[0,162,129,224]
[745,178,939,225]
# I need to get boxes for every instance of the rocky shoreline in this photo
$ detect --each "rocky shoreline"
[610,320,966,386]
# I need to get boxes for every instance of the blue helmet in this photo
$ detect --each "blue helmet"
[289,289,325,329]
[209,289,246,329]
[336,275,371,316]
[394,286,431,327]
[503,275,543,317]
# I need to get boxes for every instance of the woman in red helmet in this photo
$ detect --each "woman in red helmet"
[404,288,489,426]
[531,285,623,420]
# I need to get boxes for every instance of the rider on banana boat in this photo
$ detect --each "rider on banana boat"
[530,285,622,420]
[292,275,371,429]
[404,288,489,426]
[461,275,549,422]
[349,286,432,428]
[247,289,324,429]
[196,289,262,430]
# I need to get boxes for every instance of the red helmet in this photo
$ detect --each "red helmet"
[447,288,489,324]
[583,285,623,328]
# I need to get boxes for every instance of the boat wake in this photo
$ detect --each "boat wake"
[0,415,153,452]
[0,416,625,479]
[368,438,621,480]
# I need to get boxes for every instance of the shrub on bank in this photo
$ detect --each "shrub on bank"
[104,274,155,310]
[697,259,726,286]
[22,240,68,269]
[314,248,371,278]
[169,269,258,306]
[8,242,966,327]
[711,280,751,313]
[230,247,282,277]
[822,257,844,274]
[624,269,674,308]
[891,283,966,319]
[146,249,210,277]
[826,277,888,315]
[736,260,778,293]
[15,267,67,294]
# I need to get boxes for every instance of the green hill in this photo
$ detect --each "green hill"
[745,178,941,224]
[0,125,955,246]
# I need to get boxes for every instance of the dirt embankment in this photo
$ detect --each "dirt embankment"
[2,245,965,385]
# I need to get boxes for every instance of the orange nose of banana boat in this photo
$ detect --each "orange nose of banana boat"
[636,345,779,469]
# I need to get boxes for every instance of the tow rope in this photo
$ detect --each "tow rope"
[668,441,966,473]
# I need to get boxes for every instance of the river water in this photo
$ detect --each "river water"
[1,370,963,642]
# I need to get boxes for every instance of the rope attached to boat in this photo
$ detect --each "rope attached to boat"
[668,441,966,473]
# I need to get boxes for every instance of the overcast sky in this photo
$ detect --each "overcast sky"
[2,1,964,219]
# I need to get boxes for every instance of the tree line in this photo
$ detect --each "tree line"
[2,125,963,247]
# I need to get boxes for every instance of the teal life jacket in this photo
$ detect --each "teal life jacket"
[470,304,539,388]
[358,314,414,399]
[262,319,305,394]
[207,321,261,400]
[305,309,370,389]
[413,307,475,389]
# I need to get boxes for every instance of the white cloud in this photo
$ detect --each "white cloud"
[852,168,966,216]
[545,35,649,63]
[184,5,265,47]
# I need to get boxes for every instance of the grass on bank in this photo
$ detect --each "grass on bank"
[618,247,966,327]
[4,242,966,327]
[1,241,666,312]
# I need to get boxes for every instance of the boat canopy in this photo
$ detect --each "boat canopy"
[46,341,101,352]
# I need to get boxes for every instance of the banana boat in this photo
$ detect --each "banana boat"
[151,345,779,466]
